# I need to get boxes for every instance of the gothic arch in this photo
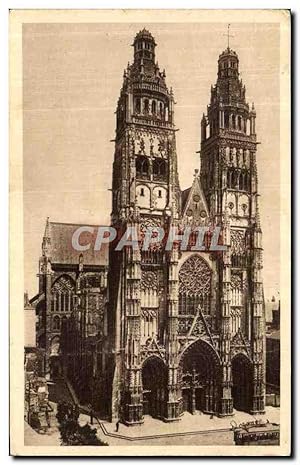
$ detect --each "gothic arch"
[141,356,167,418]
[144,99,149,114]
[52,315,61,331]
[151,100,156,115]
[238,115,242,130]
[152,158,167,180]
[142,353,166,368]
[52,274,75,290]
[159,102,164,118]
[179,338,220,414]
[51,274,76,313]
[179,337,220,366]
[136,155,149,178]
[231,353,253,412]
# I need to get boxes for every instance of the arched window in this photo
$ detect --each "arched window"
[227,170,233,188]
[238,116,242,130]
[51,275,75,313]
[135,98,141,114]
[136,156,149,178]
[239,172,244,190]
[144,99,149,115]
[238,170,250,191]
[232,170,237,189]
[165,106,169,121]
[178,255,212,322]
[153,158,167,180]
[224,112,229,128]
[159,102,164,118]
[151,100,156,115]
[232,115,236,129]
[53,315,60,331]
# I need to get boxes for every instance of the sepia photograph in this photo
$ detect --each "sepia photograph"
[9,9,291,456]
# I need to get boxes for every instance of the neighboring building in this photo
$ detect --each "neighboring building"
[24,291,46,378]
[265,295,280,325]
[266,330,280,395]
[271,299,280,329]
[34,220,108,380]
[266,299,280,404]
[102,29,265,424]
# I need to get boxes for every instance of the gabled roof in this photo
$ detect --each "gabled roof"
[181,174,209,224]
[29,293,44,306]
[44,221,109,267]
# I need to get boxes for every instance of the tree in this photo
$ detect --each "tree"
[56,401,107,446]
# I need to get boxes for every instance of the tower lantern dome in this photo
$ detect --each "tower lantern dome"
[218,48,239,79]
[133,28,156,62]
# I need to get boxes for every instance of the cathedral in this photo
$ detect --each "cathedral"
[105,29,264,424]
[36,29,265,424]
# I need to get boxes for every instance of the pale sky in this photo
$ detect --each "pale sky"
[23,22,280,300]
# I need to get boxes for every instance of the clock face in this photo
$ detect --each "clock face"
[200,210,207,218]
[193,194,200,202]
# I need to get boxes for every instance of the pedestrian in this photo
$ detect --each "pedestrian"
[115,420,120,432]
[45,407,51,428]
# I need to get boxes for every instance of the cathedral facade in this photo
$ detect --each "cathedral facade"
[104,29,265,424]
[35,29,265,425]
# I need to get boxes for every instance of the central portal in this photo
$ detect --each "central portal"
[142,357,167,419]
[180,339,220,415]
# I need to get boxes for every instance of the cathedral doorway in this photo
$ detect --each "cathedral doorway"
[141,357,167,419]
[180,339,220,415]
[231,354,252,412]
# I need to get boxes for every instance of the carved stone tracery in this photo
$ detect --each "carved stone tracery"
[140,271,158,291]
[230,229,245,255]
[52,275,75,293]
[231,274,243,290]
[179,256,211,296]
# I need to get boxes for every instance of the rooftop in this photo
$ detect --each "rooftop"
[45,221,109,267]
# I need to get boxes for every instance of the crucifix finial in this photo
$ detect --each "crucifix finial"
[224,23,234,49]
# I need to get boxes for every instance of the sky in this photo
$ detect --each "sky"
[23,22,280,300]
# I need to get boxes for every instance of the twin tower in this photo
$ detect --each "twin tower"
[103,29,265,424]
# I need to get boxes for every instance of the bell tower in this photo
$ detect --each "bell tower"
[107,29,182,425]
[200,42,265,415]
[111,29,180,225]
